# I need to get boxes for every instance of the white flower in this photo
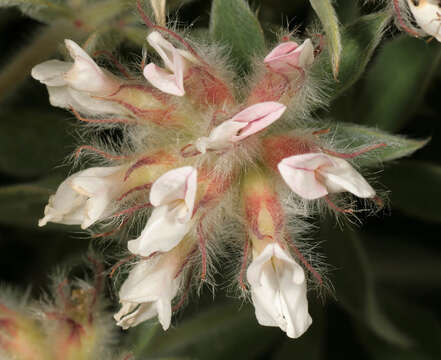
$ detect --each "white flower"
[143,31,198,96]
[264,39,315,73]
[247,243,312,339]
[195,102,287,153]
[114,254,182,330]
[39,166,124,229]
[407,0,441,42]
[31,39,122,114]
[277,153,375,200]
[127,166,197,256]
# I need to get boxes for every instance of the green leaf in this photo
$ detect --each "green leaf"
[309,0,342,78]
[359,36,441,131]
[138,302,280,359]
[0,109,73,178]
[209,0,265,73]
[329,123,428,167]
[382,161,441,223]
[313,11,390,100]
[321,221,411,347]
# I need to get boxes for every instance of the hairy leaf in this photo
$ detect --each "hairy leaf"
[209,0,265,73]
[328,123,428,167]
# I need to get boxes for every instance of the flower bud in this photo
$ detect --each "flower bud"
[0,304,50,360]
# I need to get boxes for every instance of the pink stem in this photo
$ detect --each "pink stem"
[93,50,133,80]
[75,145,129,160]
[112,202,152,218]
[322,143,387,159]
[117,183,152,201]
[324,195,354,214]
[70,107,137,125]
[287,241,323,285]
[393,0,421,38]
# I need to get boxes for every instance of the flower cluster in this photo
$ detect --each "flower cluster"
[32,7,385,339]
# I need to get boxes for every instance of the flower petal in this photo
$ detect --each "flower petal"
[264,39,314,73]
[64,39,120,95]
[232,102,287,141]
[407,0,441,41]
[247,243,312,339]
[149,166,197,207]
[31,60,71,87]
[320,156,375,198]
[147,31,177,71]
[194,120,246,153]
[127,204,192,256]
[115,257,181,330]
[143,63,185,96]
[264,41,299,63]
[114,302,157,330]
[277,154,330,200]
[38,170,89,227]
[70,166,124,229]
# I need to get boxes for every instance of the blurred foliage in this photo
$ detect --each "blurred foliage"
[0,0,439,359]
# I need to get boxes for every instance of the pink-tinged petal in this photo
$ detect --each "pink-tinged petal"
[147,31,198,70]
[320,157,375,198]
[143,63,185,96]
[31,60,71,87]
[264,39,314,73]
[232,102,287,141]
[264,42,299,63]
[277,154,330,200]
[150,166,197,207]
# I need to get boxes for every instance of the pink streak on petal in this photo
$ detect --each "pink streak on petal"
[232,102,287,141]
